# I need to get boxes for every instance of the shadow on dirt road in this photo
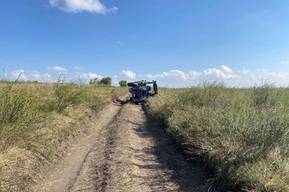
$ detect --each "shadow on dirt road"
[124,105,214,192]
[112,98,214,191]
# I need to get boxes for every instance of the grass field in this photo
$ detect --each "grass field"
[148,83,289,192]
[0,81,126,191]
[2,80,289,191]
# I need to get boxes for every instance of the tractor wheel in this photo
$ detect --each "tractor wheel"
[153,83,158,95]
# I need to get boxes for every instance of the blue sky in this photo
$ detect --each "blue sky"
[1,0,289,87]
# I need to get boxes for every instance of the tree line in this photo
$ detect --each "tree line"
[89,77,127,87]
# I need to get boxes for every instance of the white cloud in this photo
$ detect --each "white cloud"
[280,61,289,64]
[250,73,256,80]
[167,70,186,80]
[240,67,250,74]
[73,66,81,70]
[146,66,248,87]
[49,0,118,14]
[261,68,268,73]
[11,70,25,80]
[186,71,200,80]
[204,68,225,79]
[47,66,67,73]
[121,70,136,80]
[146,70,197,87]
[207,65,241,80]
[271,72,289,79]
[148,72,167,79]
[221,65,233,73]
[74,72,102,83]
[10,70,52,82]
[260,69,289,79]
[204,67,240,80]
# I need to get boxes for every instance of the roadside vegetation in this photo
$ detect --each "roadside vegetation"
[0,79,126,191]
[3,78,289,191]
[148,83,289,192]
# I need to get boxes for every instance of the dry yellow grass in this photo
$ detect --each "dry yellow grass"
[0,81,127,191]
[148,84,289,191]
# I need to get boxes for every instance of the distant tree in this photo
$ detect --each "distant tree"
[89,78,100,85]
[119,80,127,87]
[27,80,38,83]
[99,77,112,86]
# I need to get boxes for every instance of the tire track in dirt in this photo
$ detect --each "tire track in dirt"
[30,97,213,192]
[29,100,124,192]
[102,103,211,192]
[70,106,123,192]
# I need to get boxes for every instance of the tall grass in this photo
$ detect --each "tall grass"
[0,82,42,151]
[148,83,289,191]
[0,81,126,191]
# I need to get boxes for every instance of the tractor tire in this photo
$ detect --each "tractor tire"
[153,83,158,95]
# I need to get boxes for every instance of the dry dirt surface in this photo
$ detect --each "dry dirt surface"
[29,97,213,192]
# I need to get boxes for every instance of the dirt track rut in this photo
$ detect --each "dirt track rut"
[30,98,211,192]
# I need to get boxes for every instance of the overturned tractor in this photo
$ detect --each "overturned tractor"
[127,80,158,104]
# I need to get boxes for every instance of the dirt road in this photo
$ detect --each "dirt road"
[30,97,212,192]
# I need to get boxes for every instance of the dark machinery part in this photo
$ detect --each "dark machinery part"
[127,80,158,104]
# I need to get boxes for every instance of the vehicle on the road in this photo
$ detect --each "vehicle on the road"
[127,80,158,104]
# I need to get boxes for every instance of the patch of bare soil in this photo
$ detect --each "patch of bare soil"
[29,98,213,192]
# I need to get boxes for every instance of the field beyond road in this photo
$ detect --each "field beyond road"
[148,83,289,191]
